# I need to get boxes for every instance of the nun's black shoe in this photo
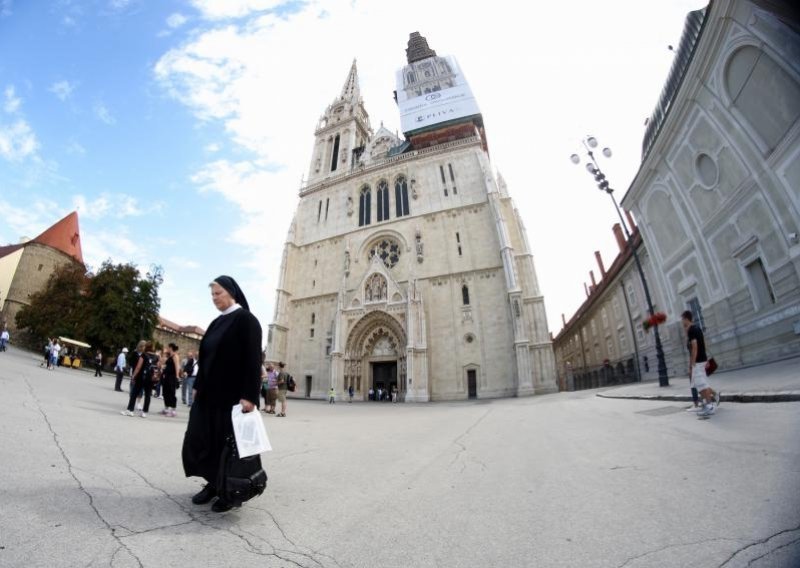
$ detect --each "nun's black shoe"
[192,484,216,505]
[211,498,234,513]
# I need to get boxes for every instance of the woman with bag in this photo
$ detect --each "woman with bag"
[182,276,263,513]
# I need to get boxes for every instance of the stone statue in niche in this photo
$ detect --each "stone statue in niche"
[410,178,419,199]
[365,273,386,302]
[415,228,424,263]
[346,195,354,216]
[344,247,351,274]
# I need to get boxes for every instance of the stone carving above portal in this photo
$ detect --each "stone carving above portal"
[371,335,397,357]
[365,273,388,303]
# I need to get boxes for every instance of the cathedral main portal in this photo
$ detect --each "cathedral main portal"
[343,310,406,401]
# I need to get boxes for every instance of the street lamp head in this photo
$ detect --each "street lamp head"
[569,154,580,165]
[585,162,596,174]
[602,147,612,158]
[587,136,598,148]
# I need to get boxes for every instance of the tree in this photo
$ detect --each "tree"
[83,261,163,354]
[16,263,89,344]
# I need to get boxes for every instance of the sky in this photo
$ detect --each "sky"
[0,0,707,339]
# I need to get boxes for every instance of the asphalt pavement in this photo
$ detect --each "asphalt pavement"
[1,345,798,568]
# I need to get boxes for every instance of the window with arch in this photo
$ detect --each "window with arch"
[311,313,315,325]
[462,284,470,306]
[377,180,390,222]
[724,45,800,152]
[359,185,371,227]
[395,175,410,217]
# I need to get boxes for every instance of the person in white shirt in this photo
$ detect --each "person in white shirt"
[0,327,9,352]
[114,348,128,392]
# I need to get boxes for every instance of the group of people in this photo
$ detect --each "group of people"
[260,361,290,417]
[119,342,198,419]
[42,338,62,369]
[368,386,398,402]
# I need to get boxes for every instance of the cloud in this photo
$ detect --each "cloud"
[166,12,187,28]
[93,101,116,125]
[0,199,58,242]
[65,140,86,155]
[190,0,286,20]
[108,0,132,9]
[205,142,220,153]
[3,85,21,114]
[0,0,11,18]
[71,192,150,220]
[49,80,76,101]
[0,119,39,161]
[169,256,200,269]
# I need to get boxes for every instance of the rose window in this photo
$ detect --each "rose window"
[369,239,401,269]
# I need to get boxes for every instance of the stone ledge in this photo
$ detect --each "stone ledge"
[596,391,800,403]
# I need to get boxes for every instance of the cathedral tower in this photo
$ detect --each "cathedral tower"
[267,34,557,401]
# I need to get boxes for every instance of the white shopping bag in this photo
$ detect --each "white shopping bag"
[231,404,272,458]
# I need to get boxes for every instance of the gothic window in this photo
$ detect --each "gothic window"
[368,238,401,269]
[377,180,390,222]
[406,72,416,84]
[311,313,315,325]
[456,232,462,256]
[317,200,322,223]
[325,198,329,221]
[462,285,470,306]
[395,176,409,217]
[359,185,371,226]
[331,134,341,172]
[310,328,315,338]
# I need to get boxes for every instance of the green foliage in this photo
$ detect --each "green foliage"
[15,260,164,354]
[83,261,163,353]
[15,263,89,342]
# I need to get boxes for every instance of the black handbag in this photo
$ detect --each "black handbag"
[217,436,268,506]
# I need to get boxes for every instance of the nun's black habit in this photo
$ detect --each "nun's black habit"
[182,276,263,484]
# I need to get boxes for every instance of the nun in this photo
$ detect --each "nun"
[182,276,263,512]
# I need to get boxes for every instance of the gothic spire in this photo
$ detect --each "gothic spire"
[340,58,360,101]
[406,32,436,64]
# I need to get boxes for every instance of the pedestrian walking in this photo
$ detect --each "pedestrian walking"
[184,355,199,407]
[49,339,61,370]
[328,387,336,404]
[348,385,354,403]
[121,341,157,418]
[182,275,263,513]
[180,351,196,405]
[0,326,9,352]
[114,347,128,391]
[276,362,289,417]
[94,349,103,377]
[262,364,278,414]
[152,350,163,399]
[682,310,720,419]
[159,343,180,417]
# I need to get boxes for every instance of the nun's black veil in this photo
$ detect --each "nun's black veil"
[213,275,250,311]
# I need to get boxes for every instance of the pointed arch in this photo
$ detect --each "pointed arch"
[377,179,390,222]
[394,175,410,218]
[359,184,371,227]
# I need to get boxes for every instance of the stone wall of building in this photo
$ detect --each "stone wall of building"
[622,0,800,372]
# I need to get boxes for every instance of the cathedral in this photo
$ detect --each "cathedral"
[266,33,557,401]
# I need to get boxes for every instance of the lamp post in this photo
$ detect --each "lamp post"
[570,136,669,387]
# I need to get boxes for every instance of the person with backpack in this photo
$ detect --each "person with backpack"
[276,362,290,417]
[121,341,157,418]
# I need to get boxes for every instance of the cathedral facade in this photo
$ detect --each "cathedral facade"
[267,34,557,401]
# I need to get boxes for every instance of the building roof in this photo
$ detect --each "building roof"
[31,211,84,264]
[0,211,84,264]
[158,316,205,336]
[405,32,437,64]
[0,243,24,260]
[641,7,708,161]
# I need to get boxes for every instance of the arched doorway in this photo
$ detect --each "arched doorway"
[343,310,407,401]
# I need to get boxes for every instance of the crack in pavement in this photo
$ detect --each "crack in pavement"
[449,409,492,471]
[24,378,144,568]
[126,465,333,567]
[746,536,800,566]
[718,524,800,567]
[615,537,746,568]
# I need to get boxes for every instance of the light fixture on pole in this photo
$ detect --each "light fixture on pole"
[570,136,669,387]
